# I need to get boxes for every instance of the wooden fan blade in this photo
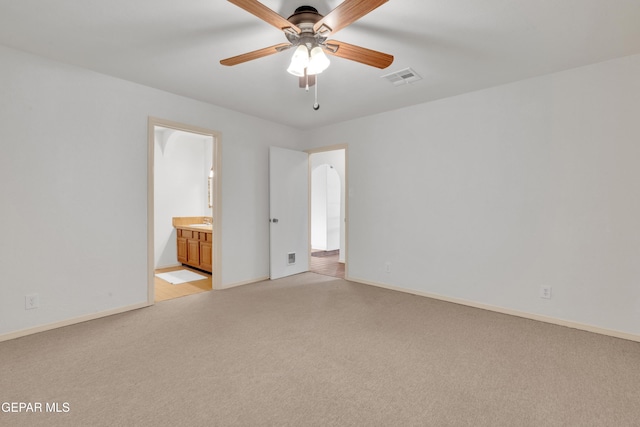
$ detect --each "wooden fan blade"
[325,40,393,69]
[228,0,300,33]
[220,43,291,66]
[313,0,388,35]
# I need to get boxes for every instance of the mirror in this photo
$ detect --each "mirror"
[208,168,214,208]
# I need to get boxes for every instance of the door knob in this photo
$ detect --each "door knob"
[271,218,279,223]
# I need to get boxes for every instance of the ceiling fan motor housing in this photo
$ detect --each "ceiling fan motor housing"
[287,6,322,25]
[286,6,327,48]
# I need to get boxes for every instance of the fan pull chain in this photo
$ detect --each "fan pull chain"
[313,74,320,110]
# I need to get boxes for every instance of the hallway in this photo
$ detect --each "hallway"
[309,250,345,279]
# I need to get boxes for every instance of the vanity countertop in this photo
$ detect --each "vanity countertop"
[174,224,212,232]
[172,216,212,232]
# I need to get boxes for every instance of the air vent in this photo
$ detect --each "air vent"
[288,252,296,265]
[381,67,422,86]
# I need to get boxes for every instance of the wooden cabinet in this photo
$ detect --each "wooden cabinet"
[177,236,188,264]
[187,238,200,265]
[175,228,212,273]
[199,241,212,271]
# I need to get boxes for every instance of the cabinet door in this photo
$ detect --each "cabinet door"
[187,239,200,266]
[200,241,212,272]
[177,237,188,264]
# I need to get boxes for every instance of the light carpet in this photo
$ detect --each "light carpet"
[1,273,639,426]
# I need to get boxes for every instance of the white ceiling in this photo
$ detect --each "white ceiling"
[1,0,639,130]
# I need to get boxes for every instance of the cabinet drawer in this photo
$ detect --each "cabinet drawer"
[196,232,212,241]
[180,230,193,239]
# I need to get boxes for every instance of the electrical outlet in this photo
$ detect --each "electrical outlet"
[25,294,39,310]
[540,286,552,299]
[385,262,391,273]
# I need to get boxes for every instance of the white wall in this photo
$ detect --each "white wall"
[0,44,301,337]
[154,129,213,269]
[310,150,346,261]
[325,168,341,250]
[301,54,640,337]
[311,165,341,251]
[311,166,328,249]
[2,40,639,341]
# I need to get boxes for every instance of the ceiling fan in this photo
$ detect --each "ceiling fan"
[220,0,394,88]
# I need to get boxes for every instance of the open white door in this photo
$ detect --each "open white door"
[269,146,309,280]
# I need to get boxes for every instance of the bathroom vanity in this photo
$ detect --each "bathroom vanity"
[172,217,212,273]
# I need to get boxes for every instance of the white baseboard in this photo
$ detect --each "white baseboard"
[2,276,273,342]
[218,276,269,290]
[155,263,182,270]
[7,277,636,344]
[0,302,150,343]
[349,277,640,343]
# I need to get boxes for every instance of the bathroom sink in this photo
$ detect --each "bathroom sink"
[188,224,211,227]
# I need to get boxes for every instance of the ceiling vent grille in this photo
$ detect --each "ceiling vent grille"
[381,67,422,86]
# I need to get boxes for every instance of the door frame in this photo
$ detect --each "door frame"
[306,144,349,280]
[147,117,222,304]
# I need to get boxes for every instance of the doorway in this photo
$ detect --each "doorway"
[147,118,222,304]
[309,147,347,279]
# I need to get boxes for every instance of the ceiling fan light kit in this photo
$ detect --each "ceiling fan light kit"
[287,45,310,76]
[221,0,394,91]
[286,43,330,77]
[304,46,331,75]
